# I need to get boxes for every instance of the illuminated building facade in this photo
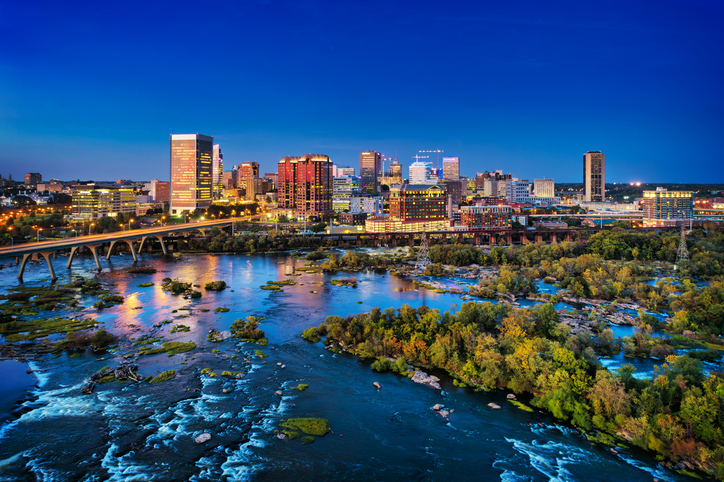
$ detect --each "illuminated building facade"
[71,185,136,220]
[212,144,223,198]
[643,188,693,227]
[442,157,459,181]
[360,151,381,193]
[459,205,512,230]
[25,173,42,186]
[388,161,403,183]
[583,151,605,202]
[278,154,333,217]
[332,175,361,212]
[170,134,213,215]
[534,179,555,198]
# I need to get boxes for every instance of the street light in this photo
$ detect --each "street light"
[35,227,43,242]
[7,226,13,250]
[90,223,95,236]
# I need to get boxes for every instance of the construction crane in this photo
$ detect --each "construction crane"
[412,154,429,163]
[419,149,444,172]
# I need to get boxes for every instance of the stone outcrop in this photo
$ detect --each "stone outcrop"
[411,370,441,390]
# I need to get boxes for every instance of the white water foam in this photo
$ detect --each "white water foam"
[100,443,162,481]
[0,383,94,440]
[505,437,598,482]
[615,452,678,482]
[26,360,49,388]
[219,434,267,482]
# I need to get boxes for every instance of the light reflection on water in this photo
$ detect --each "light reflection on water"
[0,251,702,481]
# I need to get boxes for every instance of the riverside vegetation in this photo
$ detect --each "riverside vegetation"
[304,302,724,478]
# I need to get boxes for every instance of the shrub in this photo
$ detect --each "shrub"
[205,280,227,291]
[305,250,327,261]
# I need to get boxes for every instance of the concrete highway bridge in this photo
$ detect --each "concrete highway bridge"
[0,218,242,282]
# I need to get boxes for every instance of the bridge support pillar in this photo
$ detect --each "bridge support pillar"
[40,252,57,282]
[155,235,168,255]
[356,237,362,247]
[87,244,102,271]
[535,234,543,243]
[17,254,31,282]
[375,237,381,247]
[506,234,512,245]
[125,240,138,262]
[550,233,558,244]
[457,234,464,244]
[67,246,79,268]
[390,235,397,247]
[106,240,118,260]
[338,236,344,247]
[489,235,496,246]
[565,233,572,242]
[138,236,148,253]
[408,235,414,247]
[474,235,481,245]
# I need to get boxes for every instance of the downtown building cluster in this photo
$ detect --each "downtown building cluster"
[9,138,707,231]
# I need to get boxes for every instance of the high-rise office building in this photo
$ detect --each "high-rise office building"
[442,157,460,181]
[388,161,403,183]
[360,151,381,193]
[278,154,333,217]
[170,134,213,215]
[333,176,361,212]
[643,188,693,227]
[409,161,435,184]
[583,151,605,202]
[505,179,532,203]
[25,173,42,186]
[212,144,223,198]
[534,179,555,198]
[237,162,260,200]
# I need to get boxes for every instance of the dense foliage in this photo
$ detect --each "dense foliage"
[309,303,724,478]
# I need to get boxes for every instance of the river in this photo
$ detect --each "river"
[0,251,700,481]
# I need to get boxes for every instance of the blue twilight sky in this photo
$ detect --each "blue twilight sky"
[0,0,722,183]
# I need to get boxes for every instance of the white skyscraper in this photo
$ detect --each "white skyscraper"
[409,161,435,184]
[212,144,223,198]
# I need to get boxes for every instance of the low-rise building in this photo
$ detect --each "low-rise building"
[350,195,383,215]
[72,185,136,220]
[340,212,368,226]
[459,205,512,230]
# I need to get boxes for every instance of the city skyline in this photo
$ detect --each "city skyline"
[1,1,722,183]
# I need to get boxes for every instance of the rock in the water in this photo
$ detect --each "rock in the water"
[275,390,282,396]
[439,410,449,418]
[277,433,287,440]
[449,409,454,413]
[433,404,441,411]
[373,382,382,389]
[506,394,516,399]
[491,404,501,410]
[81,382,95,395]
[195,432,211,444]
[410,370,441,390]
